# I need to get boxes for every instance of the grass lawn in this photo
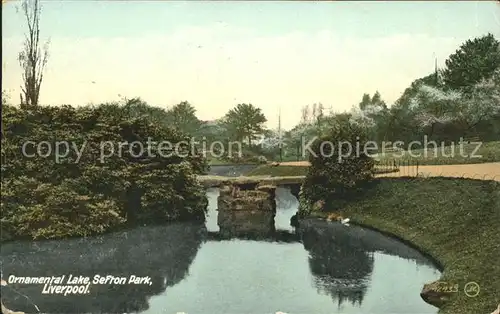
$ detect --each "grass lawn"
[206,156,233,165]
[306,177,500,314]
[245,165,310,176]
[376,141,500,165]
[207,156,259,166]
[244,164,399,177]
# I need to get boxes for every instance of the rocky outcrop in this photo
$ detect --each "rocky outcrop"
[217,184,277,236]
[420,281,453,308]
[491,304,500,314]
[256,184,277,212]
[197,175,304,188]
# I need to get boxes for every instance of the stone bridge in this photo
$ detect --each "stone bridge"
[197,175,303,198]
[201,176,439,269]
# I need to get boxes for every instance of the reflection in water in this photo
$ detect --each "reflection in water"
[0,223,205,313]
[275,187,300,231]
[299,222,374,308]
[1,187,440,314]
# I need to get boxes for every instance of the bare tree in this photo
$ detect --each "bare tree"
[18,0,49,108]
[300,105,309,124]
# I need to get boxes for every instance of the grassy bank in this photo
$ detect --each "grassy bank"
[376,141,500,165]
[306,177,500,314]
[245,165,310,176]
[207,156,262,166]
[207,156,233,165]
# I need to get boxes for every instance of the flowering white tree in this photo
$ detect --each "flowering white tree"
[410,68,500,133]
[455,68,500,130]
[349,94,389,142]
[409,85,461,128]
[349,105,383,128]
[258,128,284,150]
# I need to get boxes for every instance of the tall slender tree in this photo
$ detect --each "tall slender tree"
[18,0,49,108]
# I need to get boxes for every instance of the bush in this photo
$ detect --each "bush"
[1,104,209,241]
[298,122,375,215]
[257,155,268,164]
[1,177,125,240]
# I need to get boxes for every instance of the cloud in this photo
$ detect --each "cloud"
[2,25,467,129]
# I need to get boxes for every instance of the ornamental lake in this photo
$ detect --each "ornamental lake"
[0,186,441,313]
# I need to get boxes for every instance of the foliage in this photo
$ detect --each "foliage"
[442,33,500,92]
[2,90,11,106]
[298,121,375,214]
[257,155,268,164]
[350,91,390,143]
[409,68,500,139]
[358,94,372,111]
[167,101,201,135]
[384,73,441,144]
[300,103,326,126]
[222,103,267,146]
[197,119,228,144]
[1,177,125,240]
[108,97,173,127]
[320,34,500,150]
[1,103,208,241]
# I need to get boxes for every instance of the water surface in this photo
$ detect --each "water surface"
[0,187,440,314]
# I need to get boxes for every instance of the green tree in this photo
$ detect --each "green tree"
[358,94,371,110]
[197,119,227,143]
[223,103,267,146]
[2,90,10,106]
[351,92,389,143]
[167,101,201,135]
[394,73,442,109]
[411,68,500,139]
[298,120,375,215]
[85,97,173,129]
[370,91,386,109]
[386,73,442,143]
[442,33,500,92]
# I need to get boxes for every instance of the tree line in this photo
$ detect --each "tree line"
[4,0,499,163]
[286,33,500,158]
[4,33,499,163]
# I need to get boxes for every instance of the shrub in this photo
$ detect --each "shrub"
[257,155,268,164]
[1,177,125,240]
[1,103,209,240]
[298,122,375,215]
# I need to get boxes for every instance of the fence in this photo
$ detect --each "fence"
[375,159,420,177]
[375,158,500,181]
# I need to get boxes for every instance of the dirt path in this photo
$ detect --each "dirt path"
[279,161,500,181]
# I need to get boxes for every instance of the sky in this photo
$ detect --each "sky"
[2,1,500,130]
